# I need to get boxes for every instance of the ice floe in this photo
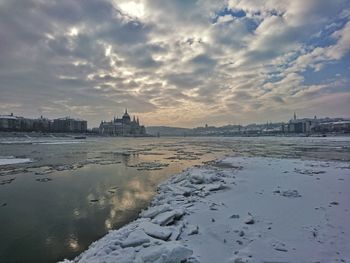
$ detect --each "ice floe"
[0,157,32,166]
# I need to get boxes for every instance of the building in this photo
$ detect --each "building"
[99,109,146,136]
[0,113,22,131]
[282,113,350,134]
[0,114,87,133]
[284,113,316,134]
[32,116,52,132]
[52,117,87,133]
[312,121,350,133]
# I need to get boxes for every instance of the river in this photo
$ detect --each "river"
[0,136,349,262]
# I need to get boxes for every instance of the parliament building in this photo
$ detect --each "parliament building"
[99,109,146,136]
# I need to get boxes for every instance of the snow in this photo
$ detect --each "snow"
[136,242,193,263]
[0,157,32,166]
[243,214,255,225]
[61,157,350,263]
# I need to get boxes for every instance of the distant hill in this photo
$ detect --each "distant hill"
[146,126,193,136]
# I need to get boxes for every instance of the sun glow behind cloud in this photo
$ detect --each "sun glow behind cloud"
[68,27,79,36]
[117,1,145,18]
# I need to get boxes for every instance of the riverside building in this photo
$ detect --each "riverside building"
[99,109,146,136]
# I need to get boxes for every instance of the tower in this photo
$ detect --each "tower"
[122,108,131,124]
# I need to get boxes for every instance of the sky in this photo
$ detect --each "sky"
[0,0,349,128]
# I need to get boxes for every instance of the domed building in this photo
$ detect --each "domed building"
[122,109,131,124]
[99,109,146,136]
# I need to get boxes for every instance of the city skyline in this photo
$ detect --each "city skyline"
[1,111,349,130]
[1,0,350,128]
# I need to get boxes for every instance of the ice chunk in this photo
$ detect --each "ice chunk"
[169,223,184,241]
[140,222,172,241]
[189,172,218,184]
[187,225,199,235]
[204,183,225,191]
[152,209,184,226]
[0,158,32,166]
[163,184,193,196]
[120,230,150,248]
[141,204,172,219]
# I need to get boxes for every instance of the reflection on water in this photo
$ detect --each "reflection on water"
[67,236,79,252]
[0,136,349,263]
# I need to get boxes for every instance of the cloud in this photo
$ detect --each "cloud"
[327,20,350,59]
[0,0,349,127]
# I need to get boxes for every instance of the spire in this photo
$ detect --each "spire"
[294,112,296,120]
[137,116,139,125]
[125,108,128,114]
[133,115,136,122]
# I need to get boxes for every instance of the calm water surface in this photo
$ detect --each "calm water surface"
[0,136,349,262]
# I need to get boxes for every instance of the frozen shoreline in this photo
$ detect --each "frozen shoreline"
[62,157,350,263]
[0,157,32,166]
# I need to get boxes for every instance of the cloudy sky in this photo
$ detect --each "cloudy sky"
[0,0,349,127]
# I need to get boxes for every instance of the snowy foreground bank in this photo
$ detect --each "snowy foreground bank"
[62,157,350,263]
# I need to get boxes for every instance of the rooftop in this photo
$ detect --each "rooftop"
[0,115,22,120]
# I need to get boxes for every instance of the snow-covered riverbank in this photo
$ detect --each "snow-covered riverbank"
[62,157,350,263]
